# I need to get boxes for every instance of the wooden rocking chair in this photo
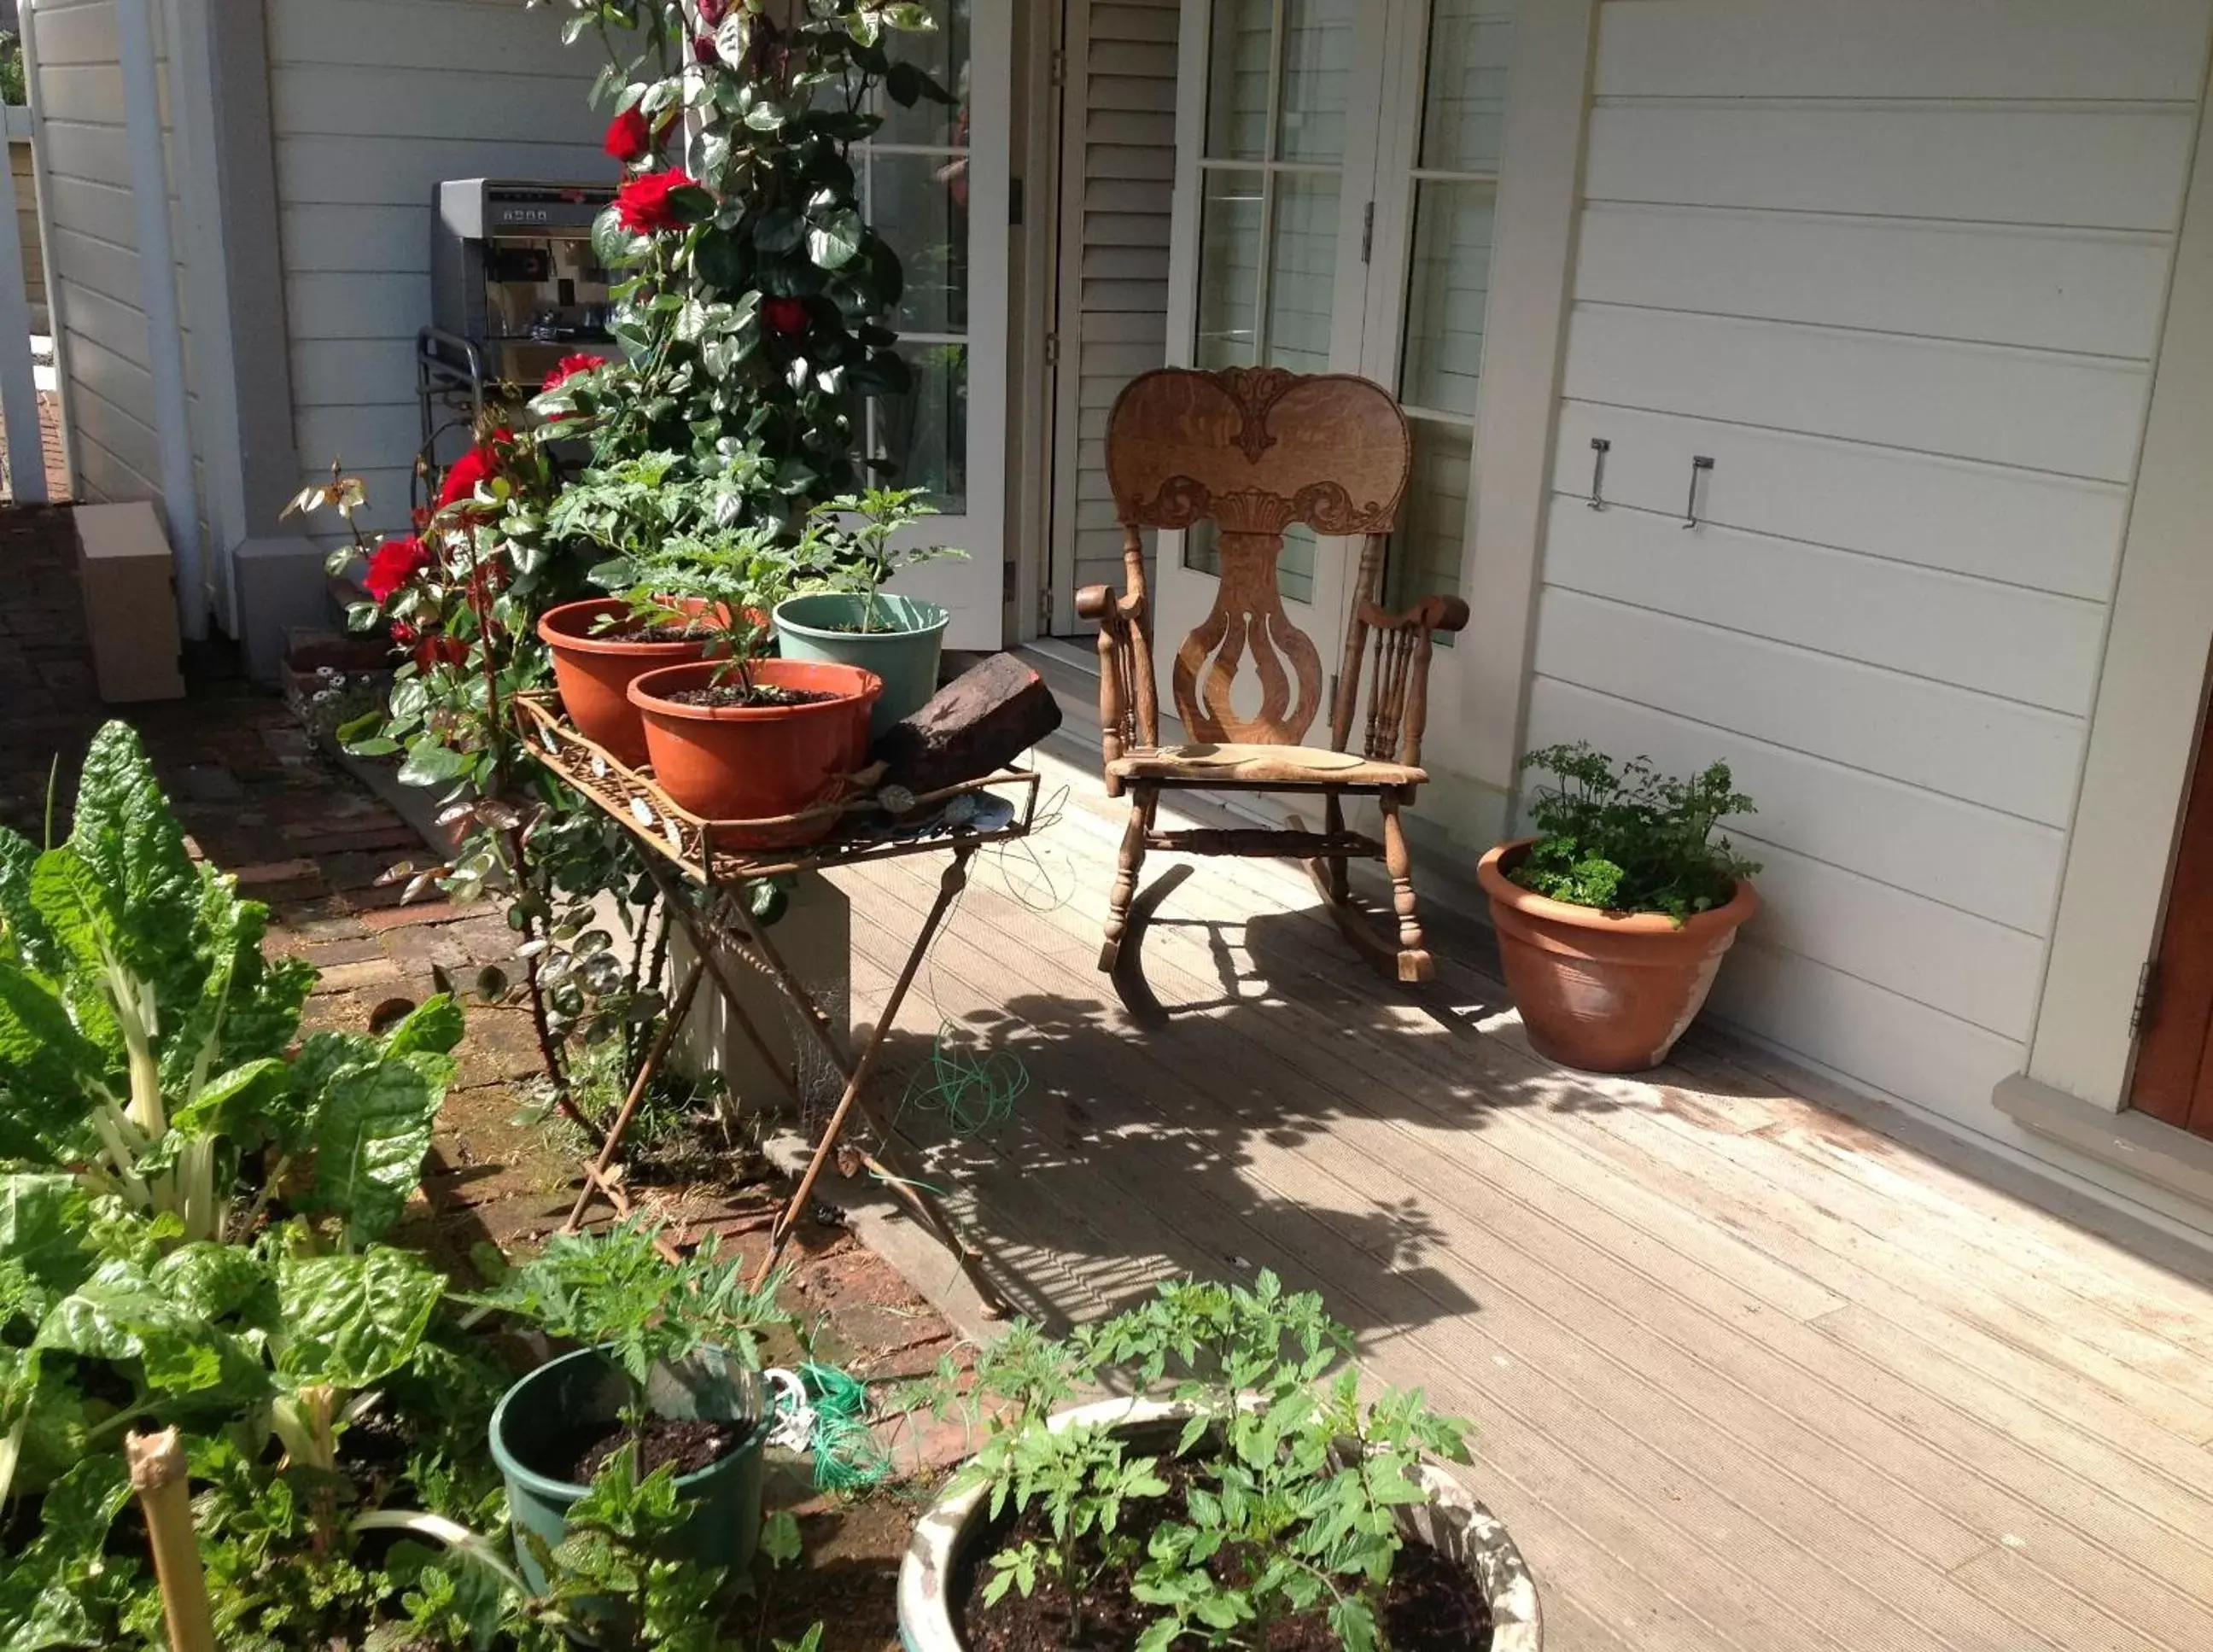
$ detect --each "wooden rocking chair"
[1075,366,1469,1004]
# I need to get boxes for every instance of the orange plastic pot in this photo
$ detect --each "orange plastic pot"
[538,597,721,768]
[628,658,881,847]
[1477,838,1759,1074]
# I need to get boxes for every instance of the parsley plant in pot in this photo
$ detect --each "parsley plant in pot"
[480,1219,789,1591]
[1477,742,1761,1073]
[772,487,968,737]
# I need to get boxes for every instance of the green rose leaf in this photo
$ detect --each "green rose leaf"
[807,208,863,271]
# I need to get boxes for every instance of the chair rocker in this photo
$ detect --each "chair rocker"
[1075,366,1469,1008]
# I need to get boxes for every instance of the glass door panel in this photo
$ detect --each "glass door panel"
[850,0,1007,646]
[1179,0,1363,610]
[1376,0,1512,614]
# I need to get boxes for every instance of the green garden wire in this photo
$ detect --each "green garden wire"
[892,1019,1030,1141]
[798,1362,893,1493]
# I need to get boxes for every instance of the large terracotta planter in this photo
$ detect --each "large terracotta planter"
[1477,838,1758,1073]
[537,597,720,769]
[628,658,879,845]
[897,1397,1541,1652]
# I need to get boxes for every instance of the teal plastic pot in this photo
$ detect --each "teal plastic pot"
[773,592,949,738]
[488,1345,768,1595]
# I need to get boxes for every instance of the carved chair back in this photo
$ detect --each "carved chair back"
[1104,366,1452,767]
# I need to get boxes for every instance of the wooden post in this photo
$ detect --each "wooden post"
[127,1429,217,1652]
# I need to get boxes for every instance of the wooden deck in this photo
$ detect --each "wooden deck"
[827,736,2213,1652]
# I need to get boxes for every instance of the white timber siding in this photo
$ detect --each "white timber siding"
[25,0,202,511]
[1054,0,1178,624]
[1526,1,2212,1165]
[266,0,612,534]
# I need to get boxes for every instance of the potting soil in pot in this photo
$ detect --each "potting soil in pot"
[569,1415,753,1482]
[956,1460,1494,1651]
[658,683,840,710]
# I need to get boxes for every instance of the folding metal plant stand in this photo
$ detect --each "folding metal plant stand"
[517,694,1034,1316]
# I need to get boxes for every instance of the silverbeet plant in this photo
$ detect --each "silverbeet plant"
[950,1273,1475,1652]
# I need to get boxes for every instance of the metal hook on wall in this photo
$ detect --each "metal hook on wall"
[1681,455,1715,528]
[1587,437,1611,511]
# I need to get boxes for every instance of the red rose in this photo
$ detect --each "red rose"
[541,353,608,395]
[435,429,512,512]
[604,108,653,164]
[692,32,720,64]
[616,168,698,236]
[363,536,429,603]
[762,296,809,336]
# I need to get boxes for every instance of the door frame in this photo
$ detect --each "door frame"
[2015,51,2213,1118]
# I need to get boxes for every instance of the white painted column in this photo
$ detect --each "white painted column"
[0,104,46,504]
[115,0,207,639]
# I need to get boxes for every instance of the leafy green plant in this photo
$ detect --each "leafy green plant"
[0,723,462,1251]
[973,1419,1167,1643]
[799,487,966,633]
[480,1217,789,1441]
[518,1444,816,1651]
[955,1273,1477,1652]
[1511,741,1760,922]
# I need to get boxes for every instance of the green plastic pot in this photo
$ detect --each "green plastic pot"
[773,591,949,738]
[488,1345,768,1595]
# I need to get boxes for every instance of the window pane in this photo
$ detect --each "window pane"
[1195,168,1264,369]
[1264,172,1340,372]
[875,0,970,148]
[1398,179,1493,415]
[1276,0,1354,162]
[1421,1,1514,172]
[874,345,967,512]
[1206,0,1275,160]
[1387,417,1471,608]
[868,151,967,335]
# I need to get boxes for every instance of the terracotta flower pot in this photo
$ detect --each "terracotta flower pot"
[537,597,723,768]
[628,658,880,845]
[1476,838,1759,1074]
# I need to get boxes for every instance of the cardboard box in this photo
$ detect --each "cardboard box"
[74,502,185,703]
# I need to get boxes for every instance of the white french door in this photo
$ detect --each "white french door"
[858,0,1012,649]
[1160,0,1516,731]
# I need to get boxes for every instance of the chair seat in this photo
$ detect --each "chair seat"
[1108,742,1427,790]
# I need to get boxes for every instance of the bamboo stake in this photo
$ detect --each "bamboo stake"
[127,1428,216,1652]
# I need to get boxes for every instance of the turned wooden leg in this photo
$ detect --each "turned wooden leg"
[1323,790,1350,905]
[1380,791,1433,984]
[1100,786,1155,972]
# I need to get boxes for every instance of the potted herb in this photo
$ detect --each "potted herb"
[607,521,882,836]
[536,451,778,768]
[897,1273,1541,1651]
[481,1218,790,1590]
[1477,742,1761,1073]
[772,487,968,735]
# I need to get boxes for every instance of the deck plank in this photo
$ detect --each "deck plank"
[808,752,2213,1651]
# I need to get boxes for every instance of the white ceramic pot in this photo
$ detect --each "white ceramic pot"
[896,1396,1541,1650]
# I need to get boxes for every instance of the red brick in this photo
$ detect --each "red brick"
[359,900,470,932]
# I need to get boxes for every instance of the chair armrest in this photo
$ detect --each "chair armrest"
[1416,594,1471,636]
[1076,583,1114,621]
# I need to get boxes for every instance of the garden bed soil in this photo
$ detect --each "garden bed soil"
[569,1413,751,1482]
[662,683,839,709]
[957,1460,1492,1652]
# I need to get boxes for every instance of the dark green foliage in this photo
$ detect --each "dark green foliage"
[1510,741,1760,921]
[947,1272,1475,1652]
